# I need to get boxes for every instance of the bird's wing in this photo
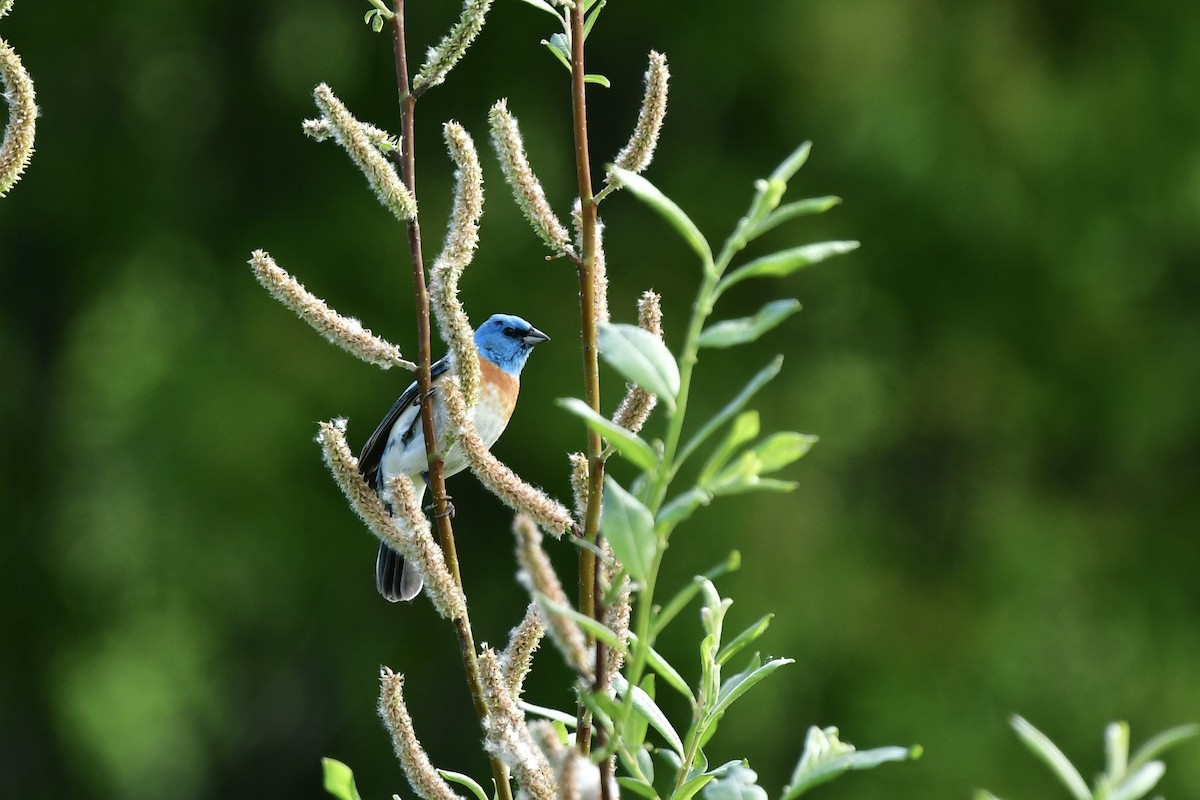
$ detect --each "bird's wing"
[357,355,453,488]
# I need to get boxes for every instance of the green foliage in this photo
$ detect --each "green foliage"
[322,758,363,800]
[979,717,1200,800]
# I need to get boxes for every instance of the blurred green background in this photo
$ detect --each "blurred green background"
[3,1,1198,798]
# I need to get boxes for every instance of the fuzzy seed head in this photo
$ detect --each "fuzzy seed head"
[413,0,493,92]
[430,121,484,406]
[610,51,669,178]
[514,514,590,676]
[443,382,575,536]
[379,668,467,800]
[0,33,37,198]
[250,250,416,370]
[489,100,572,256]
[312,83,416,221]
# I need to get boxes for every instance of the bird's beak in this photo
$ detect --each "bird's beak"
[523,327,550,346]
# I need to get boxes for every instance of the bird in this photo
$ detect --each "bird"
[357,313,549,602]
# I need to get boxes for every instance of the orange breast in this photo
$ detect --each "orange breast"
[478,355,520,420]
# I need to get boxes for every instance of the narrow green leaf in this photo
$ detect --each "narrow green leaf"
[716,614,773,666]
[702,762,767,800]
[617,778,659,800]
[438,771,490,800]
[678,357,783,467]
[1128,723,1200,771]
[697,411,760,486]
[644,645,694,701]
[515,0,561,15]
[748,197,841,240]
[699,300,801,350]
[557,397,658,472]
[518,699,577,727]
[636,747,656,784]
[768,141,813,185]
[709,657,792,720]
[973,792,1004,800]
[535,591,624,649]
[1010,716,1091,800]
[719,241,859,294]
[620,674,653,751]
[672,774,716,800]
[1111,762,1166,800]
[540,35,571,71]
[321,758,363,800]
[726,478,799,495]
[583,0,606,38]
[625,678,686,755]
[657,487,714,528]
[599,322,680,409]
[609,166,713,266]
[1106,722,1130,781]
[751,432,819,474]
[602,476,657,581]
[781,727,919,800]
[585,74,612,87]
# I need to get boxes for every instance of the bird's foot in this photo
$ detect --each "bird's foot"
[426,496,456,520]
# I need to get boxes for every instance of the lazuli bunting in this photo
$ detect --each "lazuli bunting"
[358,313,550,602]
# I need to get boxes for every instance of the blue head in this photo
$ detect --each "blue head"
[474,314,549,375]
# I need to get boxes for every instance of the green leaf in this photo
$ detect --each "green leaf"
[657,487,714,528]
[618,778,659,800]
[719,241,859,294]
[583,0,606,38]
[601,476,657,581]
[541,34,571,71]
[715,614,773,666]
[598,322,680,410]
[1106,722,1130,781]
[1127,723,1200,772]
[585,74,611,87]
[1111,762,1165,800]
[645,644,695,701]
[678,357,783,466]
[438,771,490,800]
[534,591,624,650]
[748,197,841,240]
[709,656,792,720]
[697,411,760,486]
[557,397,659,472]
[781,727,919,800]
[698,300,801,349]
[515,0,561,16]
[616,674,686,755]
[321,758,363,800]
[750,432,819,474]
[518,699,578,727]
[608,166,713,266]
[702,762,767,800]
[768,141,814,185]
[622,674,653,751]
[1009,716,1091,800]
[672,774,716,800]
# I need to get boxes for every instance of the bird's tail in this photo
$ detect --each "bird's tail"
[376,542,423,602]
[376,478,427,602]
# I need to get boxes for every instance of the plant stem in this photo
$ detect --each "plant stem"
[567,0,608,762]
[390,5,512,799]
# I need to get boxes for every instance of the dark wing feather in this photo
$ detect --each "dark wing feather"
[357,355,453,488]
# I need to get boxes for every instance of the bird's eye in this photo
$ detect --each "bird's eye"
[503,326,516,337]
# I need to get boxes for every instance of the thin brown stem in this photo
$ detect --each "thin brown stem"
[567,1,609,760]
[391,5,512,800]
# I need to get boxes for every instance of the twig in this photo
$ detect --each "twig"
[389,4,512,799]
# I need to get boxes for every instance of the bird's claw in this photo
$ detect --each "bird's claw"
[426,496,456,520]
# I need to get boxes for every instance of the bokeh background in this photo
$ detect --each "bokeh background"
[3,1,1198,798]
